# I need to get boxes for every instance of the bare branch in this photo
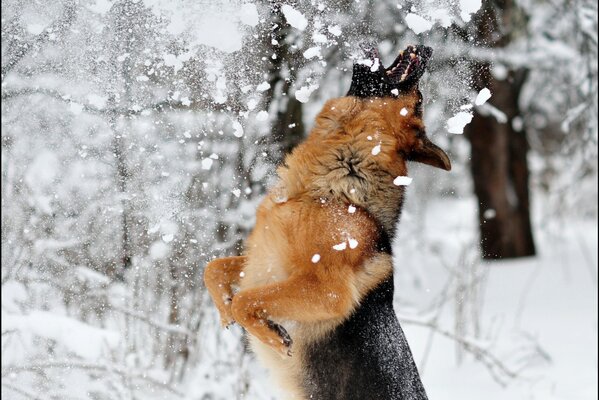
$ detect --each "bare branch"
[399,314,519,386]
[1,87,243,116]
[2,360,184,397]
[2,382,47,400]
[1,0,78,82]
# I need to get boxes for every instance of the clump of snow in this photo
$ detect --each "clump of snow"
[161,233,174,243]
[393,176,413,186]
[348,205,356,214]
[371,144,381,155]
[201,158,214,170]
[333,242,347,251]
[483,208,496,219]
[475,88,492,106]
[303,46,321,59]
[281,5,308,31]
[256,81,270,92]
[231,189,241,198]
[460,0,482,22]
[327,25,341,36]
[370,58,381,72]
[247,98,258,110]
[311,254,321,263]
[405,13,433,34]
[348,238,359,249]
[239,3,259,27]
[391,88,399,96]
[150,241,171,260]
[256,111,269,122]
[232,121,244,138]
[163,52,192,73]
[295,84,318,103]
[400,107,409,116]
[447,111,474,134]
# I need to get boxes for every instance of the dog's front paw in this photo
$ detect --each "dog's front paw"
[217,297,236,328]
[267,320,294,357]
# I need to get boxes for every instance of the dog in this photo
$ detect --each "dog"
[204,45,450,399]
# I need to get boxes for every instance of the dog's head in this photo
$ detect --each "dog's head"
[343,44,451,172]
[279,45,450,232]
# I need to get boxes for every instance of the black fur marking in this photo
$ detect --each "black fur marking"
[302,276,428,400]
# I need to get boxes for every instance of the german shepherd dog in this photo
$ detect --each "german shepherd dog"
[204,45,450,399]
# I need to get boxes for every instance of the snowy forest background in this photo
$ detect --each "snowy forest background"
[1,0,597,399]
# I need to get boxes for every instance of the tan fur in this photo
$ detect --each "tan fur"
[204,91,443,399]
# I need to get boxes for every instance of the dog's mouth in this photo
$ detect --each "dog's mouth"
[347,45,432,98]
[385,45,432,87]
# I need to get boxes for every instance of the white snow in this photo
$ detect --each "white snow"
[161,233,174,243]
[311,254,321,263]
[303,46,321,59]
[232,121,244,138]
[87,94,108,109]
[405,13,433,34]
[348,205,356,214]
[459,0,483,22]
[295,84,319,103]
[231,189,241,198]
[400,107,409,116]
[149,241,171,259]
[393,176,413,186]
[475,88,492,106]
[87,0,113,15]
[69,102,84,115]
[483,208,496,219]
[370,57,381,72]
[256,110,269,122]
[281,5,308,31]
[447,111,474,134]
[256,81,270,92]
[239,3,259,27]
[26,23,45,35]
[327,25,342,36]
[201,158,214,170]
[371,144,381,155]
[391,88,400,96]
[348,238,359,249]
[2,311,121,360]
[332,242,347,251]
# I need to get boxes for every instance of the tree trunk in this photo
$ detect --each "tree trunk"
[465,65,535,259]
[464,0,535,259]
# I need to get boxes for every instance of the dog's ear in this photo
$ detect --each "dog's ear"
[408,136,451,171]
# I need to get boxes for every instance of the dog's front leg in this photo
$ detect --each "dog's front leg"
[231,273,355,357]
[204,256,247,327]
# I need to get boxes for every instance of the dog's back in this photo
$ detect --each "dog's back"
[302,277,428,400]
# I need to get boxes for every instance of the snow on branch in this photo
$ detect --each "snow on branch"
[2,360,185,397]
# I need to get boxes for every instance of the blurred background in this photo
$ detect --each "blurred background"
[1,0,597,399]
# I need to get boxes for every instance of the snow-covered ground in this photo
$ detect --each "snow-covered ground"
[402,199,598,400]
